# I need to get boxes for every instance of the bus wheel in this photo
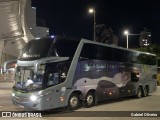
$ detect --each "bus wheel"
[84,92,95,108]
[68,93,80,111]
[143,87,149,97]
[136,87,142,98]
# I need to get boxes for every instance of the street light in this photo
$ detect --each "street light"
[89,8,96,41]
[124,30,140,49]
[124,30,129,49]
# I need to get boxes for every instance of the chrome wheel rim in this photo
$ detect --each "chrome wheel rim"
[87,95,94,105]
[70,96,78,108]
[144,88,147,96]
[138,89,142,97]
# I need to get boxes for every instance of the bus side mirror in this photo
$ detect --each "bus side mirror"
[131,73,139,82]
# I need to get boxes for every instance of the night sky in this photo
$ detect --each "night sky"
[32,0,160,47]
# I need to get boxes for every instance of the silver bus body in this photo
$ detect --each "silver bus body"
[12,37,157,110]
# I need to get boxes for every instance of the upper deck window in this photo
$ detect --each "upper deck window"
[19,38,53,61]
[18,37,80,61]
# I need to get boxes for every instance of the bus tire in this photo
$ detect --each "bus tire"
[143,86,149,97]
[68,93,80,111]
[84,92,95,108]
[136,87,142,98]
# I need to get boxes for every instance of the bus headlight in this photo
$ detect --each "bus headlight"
[12,93,15,97]
[30,95,37,101]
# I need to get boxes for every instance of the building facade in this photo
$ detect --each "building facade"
[139,28,152,47]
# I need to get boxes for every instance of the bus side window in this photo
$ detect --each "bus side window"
[131,73,139,82]
[47,73,59,86]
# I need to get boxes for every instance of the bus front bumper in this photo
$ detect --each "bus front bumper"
[12,95,42,110]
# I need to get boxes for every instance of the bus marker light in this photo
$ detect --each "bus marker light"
[60,96,64,102]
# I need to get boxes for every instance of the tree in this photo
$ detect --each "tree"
[138,45,160,66]
[95,25,118,45]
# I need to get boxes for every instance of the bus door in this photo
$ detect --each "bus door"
[45,69,61,108]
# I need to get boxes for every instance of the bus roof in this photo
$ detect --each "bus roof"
[18,35,156,61]
[80,38,156,57]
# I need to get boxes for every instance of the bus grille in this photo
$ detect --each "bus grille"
[13,96,30,102]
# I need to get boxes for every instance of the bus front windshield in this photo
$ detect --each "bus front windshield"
[14,65,45,91]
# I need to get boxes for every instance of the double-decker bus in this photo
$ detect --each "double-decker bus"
[12,36,157,110]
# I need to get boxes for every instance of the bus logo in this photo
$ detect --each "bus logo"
[2,112,11,117]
